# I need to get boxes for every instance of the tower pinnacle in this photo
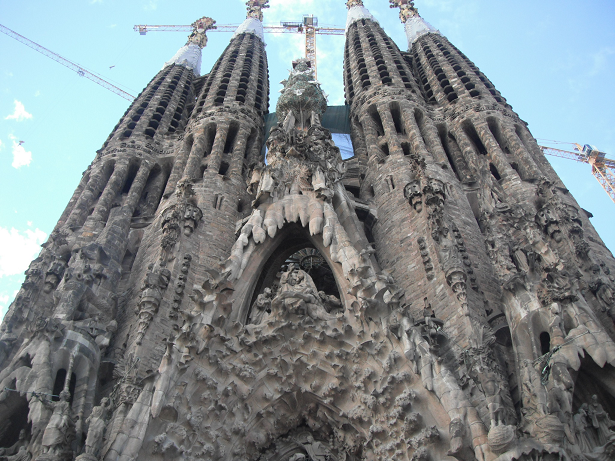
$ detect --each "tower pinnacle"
[390,0,439,47]
[246,0,270,22]
[345,0,377,31]
[187,16,217,49]
[233,0,268,41]
[388,0,419,23]
[164,16,216,75]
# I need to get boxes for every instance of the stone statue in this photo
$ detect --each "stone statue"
[0,429,27,458]
[3,446,30,461]
[41,390,75,456]
[249,287,273,325]
[588,394,615,446]
[83,397,110,457]
[271,264,339,321]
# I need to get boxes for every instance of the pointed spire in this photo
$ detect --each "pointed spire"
[163,16,216,75]
[234,0,269,41]
[345,0,377,32]
[389,0,439,47]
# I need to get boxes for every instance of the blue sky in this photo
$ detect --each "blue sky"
[0,0,614,317]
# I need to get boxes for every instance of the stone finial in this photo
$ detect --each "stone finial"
[346,0,364,8]
[246,0,270,21]
[389,0,420,23]
[187,16,217,49]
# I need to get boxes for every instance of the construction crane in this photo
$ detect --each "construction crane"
[0,23,136,101]
[540,143,615,204]
[134,15,345,78]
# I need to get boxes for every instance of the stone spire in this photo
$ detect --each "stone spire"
[233,0,268,41]
[163,16,216,75]
[389,0,439,47]
[345,0,377,31]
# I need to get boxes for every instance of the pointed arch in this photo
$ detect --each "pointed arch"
[229,224,353,324]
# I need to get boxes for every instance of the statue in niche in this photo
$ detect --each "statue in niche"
[249,287,273,325]
[572,397,615,456]
[574,404,593,453]
[588,394,615,446]
[82,398,110,458]
[0,429,28,459]
[41,391,75,456]
[270,264,340,322]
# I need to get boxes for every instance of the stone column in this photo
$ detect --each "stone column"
[229,126,252,179]
[418,115,450,166]
[65,163,112,229]
[377,107,403,156]
[402,107,430,158]
[501,124,542,180]
[182,128,208,181]
[474,119,517,179]
[207,121,230,173]
[361,115,383,164]
[165,136,195,196]
[125,162,154,214]
[89,161,131,223]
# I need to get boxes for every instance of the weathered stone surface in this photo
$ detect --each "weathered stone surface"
[1,2,614,461]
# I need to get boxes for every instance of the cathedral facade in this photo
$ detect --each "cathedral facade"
[1,1,615,460]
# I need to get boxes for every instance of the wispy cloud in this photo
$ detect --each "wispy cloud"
[0,139,3,152]
[5,100,33,121]
[8,135,32,168]
[0,226,46,277]
[589,47,615,77]
[143,0,159,11]
[90,0,103,4]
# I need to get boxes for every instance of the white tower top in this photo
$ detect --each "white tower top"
[345,0,377,31]
[389,0,440,49]
[233,17,265,41]
[163,16,216,76]
[164,43,203,75]
[404,16,440,47]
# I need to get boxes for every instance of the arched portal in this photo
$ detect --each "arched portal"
[230,224,352,325]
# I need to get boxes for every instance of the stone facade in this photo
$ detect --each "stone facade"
[1,1,614,460]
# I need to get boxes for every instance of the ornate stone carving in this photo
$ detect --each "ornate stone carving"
[135,265,171,344]
[404,179,423,212]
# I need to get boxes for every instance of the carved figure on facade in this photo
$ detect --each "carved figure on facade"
[269,264,340,322]
[43,258,67,294]
[135,265,171,345]
[78,397,110,460]
[404,179,423,212]
[588,264,615,313]
[572,396,615,458]
[40,390,75,458]
[0,429,29,461]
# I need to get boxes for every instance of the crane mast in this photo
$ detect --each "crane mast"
[0,23,136,101]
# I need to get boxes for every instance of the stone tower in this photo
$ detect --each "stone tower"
[1,1,615,460]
